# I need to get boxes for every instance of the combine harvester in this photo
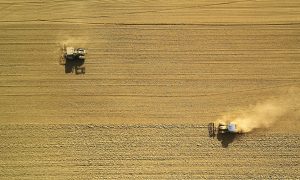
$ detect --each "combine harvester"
[60,44,87,74]
[208,122,238,137]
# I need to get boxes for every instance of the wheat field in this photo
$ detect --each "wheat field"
[0,0,299,179]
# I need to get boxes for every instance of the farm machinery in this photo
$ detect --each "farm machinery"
[208,122,238,137]
[60,45,87,74]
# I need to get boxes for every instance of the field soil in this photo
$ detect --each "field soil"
[0,0,299,179]
[1,124,299,179]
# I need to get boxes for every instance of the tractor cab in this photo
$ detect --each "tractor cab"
[77,48,86,55]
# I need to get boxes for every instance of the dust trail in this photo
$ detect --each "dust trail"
[60,36,89,48]
[216,87,300,133]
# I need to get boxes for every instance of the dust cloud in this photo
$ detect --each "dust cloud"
[60,37,88,47]
[217,87,299,133]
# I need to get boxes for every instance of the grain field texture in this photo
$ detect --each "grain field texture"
[0,0,299,179]
[1,125,299,179]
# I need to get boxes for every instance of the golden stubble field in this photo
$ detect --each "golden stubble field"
[0,0,299,179]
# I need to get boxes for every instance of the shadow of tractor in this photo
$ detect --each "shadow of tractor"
[65,59,85,74]
[208,122,243,148]
[217,132,238,148]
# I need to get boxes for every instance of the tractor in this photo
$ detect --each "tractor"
[208,122,238,137]
[60,45,86,74]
